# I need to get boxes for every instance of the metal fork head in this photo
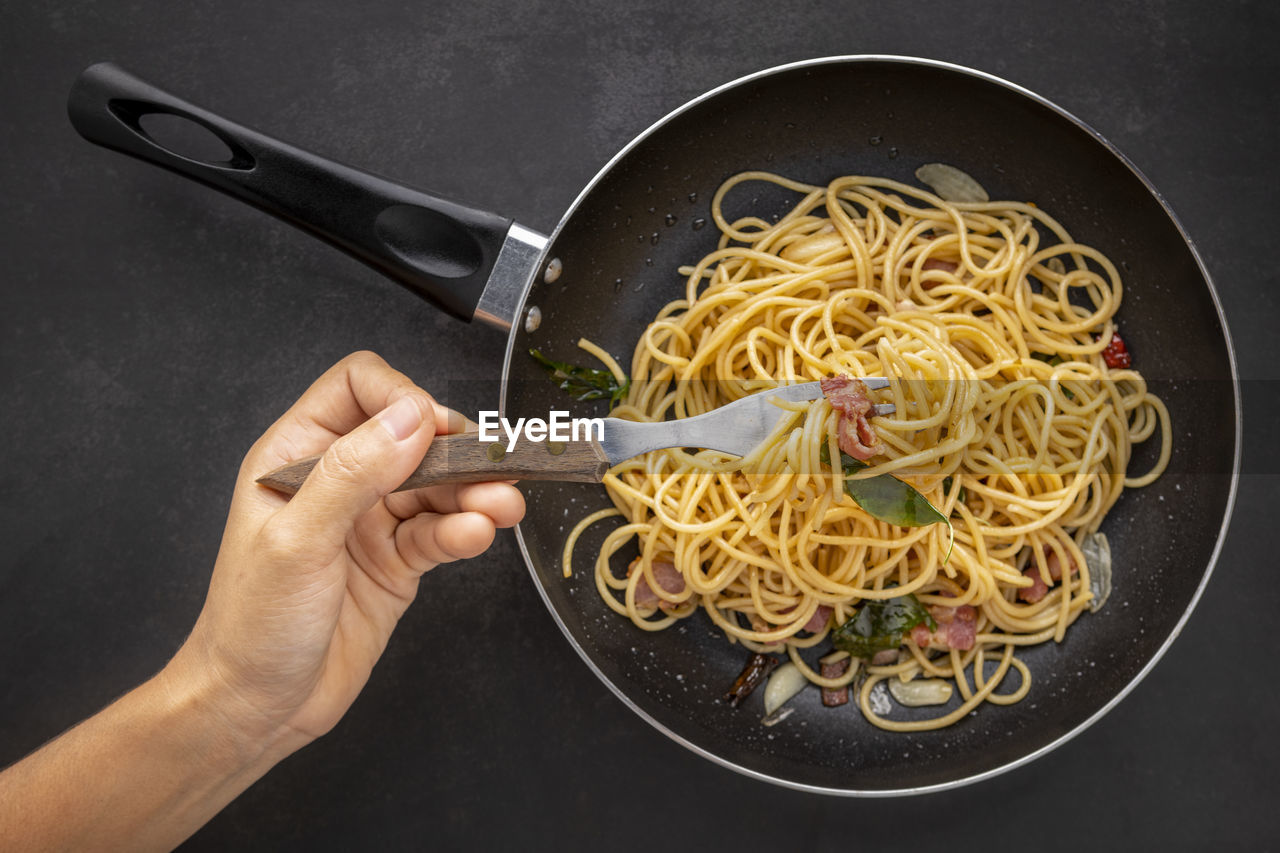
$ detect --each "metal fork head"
[598,379,893,465]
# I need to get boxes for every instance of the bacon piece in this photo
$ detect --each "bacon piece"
[909,622,933,648]
[910,604,977,651]
[1046,548,1075,581]
[934,604,977,650]
[870,649,899,666]
[820,376,882,461]
[1018,548,1077,603]
[1019,568,1049,603]
[626,558,685,611]
[1101,328,1132,368]
[920,257,959,290]
[754,603,832,634]
[776,603,833,633]
[821,658,851,707]
[803,605,833,633]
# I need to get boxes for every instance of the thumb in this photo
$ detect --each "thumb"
[281,393,436,547]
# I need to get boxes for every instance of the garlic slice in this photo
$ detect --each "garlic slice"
[915,163,989,203]
[1083,531,1113,612]
[762,661,808,716]
[888,677,953,707]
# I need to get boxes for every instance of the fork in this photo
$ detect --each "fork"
[256,379,893,494]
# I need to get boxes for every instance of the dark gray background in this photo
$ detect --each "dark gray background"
[2,0,1276,849]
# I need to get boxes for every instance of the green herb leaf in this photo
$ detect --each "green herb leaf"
[823,446,946,528]
[845,473,948,527]
[942,476,967,504]
[529,348,630,409]
[831,593,936,658]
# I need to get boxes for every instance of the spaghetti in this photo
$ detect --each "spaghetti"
[563,170,1170,731]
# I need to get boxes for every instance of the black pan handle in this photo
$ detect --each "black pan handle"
[67,62,512,322]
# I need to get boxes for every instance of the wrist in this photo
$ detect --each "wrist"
[0,654,312,851]
[154,645,311,778]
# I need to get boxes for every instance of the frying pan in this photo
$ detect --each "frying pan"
[67,56,1239,795]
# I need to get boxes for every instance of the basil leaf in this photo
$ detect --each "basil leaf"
[845,474,948,526]
[529,348,630,409]
[942,476,967,504]
[831,593,936,658]
[823,446,946,528]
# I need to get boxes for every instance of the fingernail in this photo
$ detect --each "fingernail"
[443,406,480,434]
[381,396,424,441]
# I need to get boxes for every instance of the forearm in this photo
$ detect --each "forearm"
[0,663,307,852]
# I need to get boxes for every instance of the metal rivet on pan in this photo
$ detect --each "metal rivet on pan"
[543,257,562,284]
[486,443,506,462]
[546,441,566,456]
[524,305,542,333]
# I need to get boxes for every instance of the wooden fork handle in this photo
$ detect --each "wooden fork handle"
[256,433,609,495]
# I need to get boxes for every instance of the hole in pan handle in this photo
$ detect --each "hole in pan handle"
[66,62,515,323]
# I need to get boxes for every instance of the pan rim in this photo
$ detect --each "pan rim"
[502,54,1242,796]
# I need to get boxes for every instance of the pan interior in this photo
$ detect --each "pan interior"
[506,58,1236,793]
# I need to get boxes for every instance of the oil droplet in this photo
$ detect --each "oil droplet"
[647,206,656,214]
[650,232,660,245]
[645,257,654,266]
[691,218,707,231]
[636,234,645,243]
[887,147,899,160]
[784,122,796,129]
[869,135,882,146]
[664,213,678,226]
[632,281,646,292]
[613,277,624,292]
[687,192,698,203]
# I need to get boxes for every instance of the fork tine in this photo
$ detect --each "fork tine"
[599,379,895,463]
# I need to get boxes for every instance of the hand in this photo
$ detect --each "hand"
[165,351,525,750]
[0,351,524,851]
